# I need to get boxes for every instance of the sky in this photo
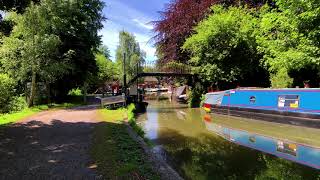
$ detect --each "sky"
[99,0,171,62]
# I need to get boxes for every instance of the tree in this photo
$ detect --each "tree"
[0,0,105,105]
[0,0,40,36]
[95,51,119,83]
[0,73,15,113]
[98,45,111,59]
[255,0,320,87]
[153,0,273,64]
[45,0,105,98]
[0,3,63,106]
[153,0,220,63]
[0,0,40,13]
[116,31,146,84]
[183,5,267,88]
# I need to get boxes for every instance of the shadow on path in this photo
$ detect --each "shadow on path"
[0,119,105,180]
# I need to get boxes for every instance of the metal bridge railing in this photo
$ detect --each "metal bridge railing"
[126,60,192,86]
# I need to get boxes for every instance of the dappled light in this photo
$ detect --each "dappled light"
[0,119,106,179]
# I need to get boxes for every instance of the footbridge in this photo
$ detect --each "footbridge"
[125,60,194,88]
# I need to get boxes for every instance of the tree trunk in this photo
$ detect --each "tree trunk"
[83,82,88,104]
[28,71,37,107]
[46,82,51,105]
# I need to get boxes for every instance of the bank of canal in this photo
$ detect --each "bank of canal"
[137,100,320,180]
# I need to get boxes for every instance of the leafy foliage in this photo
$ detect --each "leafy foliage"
[153,0,220,63]
[256,1,320,83]
[183,5,263,86]
[116,31,146,84]
[0,74,27,113]
[0,0,39,13]
[0,73,15,113]
[98,45,111,59]
[0,2,65,106]
[68,88,83,96]
[153,0,272,64]
[7,96,28,113]
[95,52,119,83]
[45,0,105,97]
[180,0,320,88]
[0,0,105,107]
[270,68,293,88]
[0,0,40,36]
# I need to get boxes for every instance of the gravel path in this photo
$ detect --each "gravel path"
[0,105,103,180]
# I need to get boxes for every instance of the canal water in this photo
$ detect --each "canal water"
[137,100,320,180]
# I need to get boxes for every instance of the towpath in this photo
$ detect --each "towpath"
[0,105,103,180]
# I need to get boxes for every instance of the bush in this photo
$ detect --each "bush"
[200,94,206,107]
[0,74,15,113]
[68,88,83,96]
[188,83,204,108]
[127,104,136,122]
[271,68,293,88]
[7,96,28,112]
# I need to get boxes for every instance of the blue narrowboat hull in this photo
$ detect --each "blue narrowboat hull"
[204,88,320,128]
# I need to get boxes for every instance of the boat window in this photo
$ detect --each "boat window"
[249,96,256,104]
[278,95,299,108]
[277,141,297,156]
[249,136,256,143]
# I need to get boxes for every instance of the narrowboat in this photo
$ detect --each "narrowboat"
[203,117,320,170]
[203,88,320,128]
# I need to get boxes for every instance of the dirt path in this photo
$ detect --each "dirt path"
[0,105,103,180]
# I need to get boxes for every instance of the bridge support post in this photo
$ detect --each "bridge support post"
[123,52,127,96]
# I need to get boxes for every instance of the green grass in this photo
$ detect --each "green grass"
[127,104,146,137]
[0,106,46,125]
[92,108,159,179]
[0,103,81,125]
[98,108,127,122]
[48,102,83,109]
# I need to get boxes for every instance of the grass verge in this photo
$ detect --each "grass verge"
[127,104,145,137]
[127,104,154,147]
[0,103,81,125]
[92,108,159,179]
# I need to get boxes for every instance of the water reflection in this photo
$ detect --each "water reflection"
[137,101,320,179]
[144,104,159,139]
[203,114,320,170]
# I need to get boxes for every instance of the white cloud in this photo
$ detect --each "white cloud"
[99,0,157,62]
[135,33,156,62]
[100,30,119,60]
[132,19,153,30]
[99,28,157,62]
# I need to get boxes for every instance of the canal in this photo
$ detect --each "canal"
[137,100,320,180]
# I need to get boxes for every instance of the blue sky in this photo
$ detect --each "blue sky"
[99,0,170,62]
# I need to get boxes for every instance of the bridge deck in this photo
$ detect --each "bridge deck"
[138,72,193,77]
[127,72,193,86]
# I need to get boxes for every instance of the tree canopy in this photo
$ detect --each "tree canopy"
[0,0,105,106]
[153,0,274,64]
[153,0,220,63]
[95,50,119,85]
[256,0,320,85]
[0,0,40,36]
[179,0,320,89]
[116,31,146,84]
[183,5,268,87]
